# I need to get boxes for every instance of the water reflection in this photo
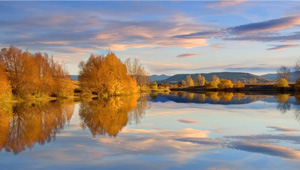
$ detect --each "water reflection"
[0,101,75,154]
[79,94,150,137]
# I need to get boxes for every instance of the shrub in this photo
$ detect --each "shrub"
[205,81,218,89]
[218,79,233,89]
[274,78,289,88]
[233,80,245,88]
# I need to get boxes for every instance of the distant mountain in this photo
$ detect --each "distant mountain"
[157,72,273,84]
[261,71,300,82]
[70,75,78,81]
[70,74,170,82]
[150,74,170,81]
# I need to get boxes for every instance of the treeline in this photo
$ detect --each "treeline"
[176,74,245,90]
[0,46,74,99]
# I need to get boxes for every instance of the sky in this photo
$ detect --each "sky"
[0,1,300,75]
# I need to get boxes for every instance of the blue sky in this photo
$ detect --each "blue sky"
[1,1,300,75]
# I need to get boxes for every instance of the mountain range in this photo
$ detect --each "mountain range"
[70,71,300,84]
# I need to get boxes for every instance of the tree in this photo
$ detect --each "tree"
[233,80,245,88]
[0,63,11,100]
[249,77,257,84]
[212,75,220,84]
[181,80,187,87]
[79,52,138,96]
[124,58,149,90]
[149,82,158,89]
[194,74,206,86]
[277,66,291,81]
[218,79,233,89]
[274,78,289,88]
[205,81,218,89]
[0,46,74,98]
[295,57,300,79]
[186,75,194,87]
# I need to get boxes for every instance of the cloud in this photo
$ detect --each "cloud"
[228,15,300,34]
[267,44,300,50]
[178,119,203,124]
[229,141,300,160]
[173,31,222,39]
[267,126,299,132]
[176,53,202,58]
[206,0,245,8]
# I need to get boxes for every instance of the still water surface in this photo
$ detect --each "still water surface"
[1,92,300,170]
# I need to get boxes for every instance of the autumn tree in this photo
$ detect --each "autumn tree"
[274,78,289,88]
[218,79,233,89]
[186,75,194,87]
[212,75,220,84]
[205,81,218,89]
[194,74,206,86]
[124,58,149,90]
[181,80,187,87]
[277,66,291,81]
[79,52,138,96]
[0,63,11,100]
[233,80,245,88]
[0,46,74,98]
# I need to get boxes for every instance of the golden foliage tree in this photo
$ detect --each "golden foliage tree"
[233,80,245,88]
[205,81,218,89]
[212,75,220,84]
[218,79,233,89]
[0,63,11,100]
[194,74,206,86]
[0,46,74,98]
[186,75,194,87]
[274,78,289,88]
[79,52,138,96]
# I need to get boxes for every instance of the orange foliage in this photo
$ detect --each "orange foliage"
[0,101,74,154]
[79,52,138,96]
[0,46,74,97]
[0,63,11,100]
[79,95,149,137]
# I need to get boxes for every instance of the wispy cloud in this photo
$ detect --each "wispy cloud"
[267,126,299,132]
[176,53,202,58]
[206,0,245,8]
[267,44,300,50]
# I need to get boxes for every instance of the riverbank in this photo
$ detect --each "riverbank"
[170,84,296,95]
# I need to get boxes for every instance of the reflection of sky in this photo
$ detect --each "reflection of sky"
[1,97,300,169]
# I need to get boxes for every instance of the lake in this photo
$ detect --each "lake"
[1,92,300,170]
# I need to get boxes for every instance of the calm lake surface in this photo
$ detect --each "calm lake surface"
[1,92,300,170]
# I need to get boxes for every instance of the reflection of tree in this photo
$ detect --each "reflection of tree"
[293,94,300,122]
[234,93,245,100]
[79,94,150,137]
[0,101,74,154]
[205,92,219,102]
[218,92,234,101]
[275,94,291,114]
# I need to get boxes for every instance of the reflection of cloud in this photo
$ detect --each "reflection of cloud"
[178,119,203,124]
[229,141,300,160]
[267,126,299,132]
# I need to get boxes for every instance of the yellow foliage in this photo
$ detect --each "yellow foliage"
[186,75,194,87]
[274,78,289,88]
[218,79,233,89]
[79,52,138,96]
[0,101,74,154]
[79,95,149,137]
[206,81,218,89]
[233,80,245,88]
